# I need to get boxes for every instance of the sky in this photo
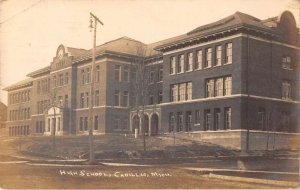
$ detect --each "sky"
[0,0,299,105]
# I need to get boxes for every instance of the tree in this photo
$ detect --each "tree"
[130,44,153,152]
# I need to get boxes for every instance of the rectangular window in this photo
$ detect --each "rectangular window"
[114,117,120,129]
[178,54,184,73]
[205,48,212,68]
[258,108,266,131]
[149,71,154,83]
[186,82,192,100]
[124,66,129,82]
[281,111,290,132]
[65,95,68,107]
[81,70,85,84]
[170,56,176,74]
[195,110,200,124]
[86,92,89,108]
[171,84,178,102]
[224,107,232,130]
[80,117,84,131]
[159,66,163,82]
[86,68,91,83]
[186,111,192,132]
[224,76,232,96]
[179,83,186,101]
[215,78,224,96]
[215,45,222,66]
[59,74,64,86]
[204,109,211,131]
[206,79,214,97]
[122,91,129,107]
[282,80,292,100]
[214,108,221,130]
[65,72,68,85]
[37,81,41,94]
[80,93,84,108]
[114,90,120,106]
[95,65,100,82]
[115,65,121,81]
[84,117,88,131]
[132,67,137,82]
[94,115,99,130]
[187,52,193,71]
[95,90,100,106]
[225,43,232,64]
[282,56,292,69]
[177,112,183,132]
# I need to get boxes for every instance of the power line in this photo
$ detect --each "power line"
[0,0,43,25]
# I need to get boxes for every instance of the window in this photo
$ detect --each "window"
[65,95,68,107]
[80,117,84,131]
[225,43,232,64]
[124,66,129,82]
[177,112,183,132]
[215,45,222,66]
[86,92,89,107]
[114,117,120,129]
[95,65,100,82]
[57,117,61,131]
[37,81,41,94]
[132,67,137,82]
[94,116,99,130]
[224,107,232,130]
[80,93,84,108]
[282,80,292,100]
[215,78,223,96]
[114,90,120,106]
[115,65,121,81]
[204,109,211,131]
[282,56,292,69]
[81,70,85,84]
[186,111,192,132]
[95,90,99,106]
[187,53,193,71]
[281,111,290,132]
[65,72,68,85]
[170,56,176,74]
[122,91,129,107]
[205,48,212,68]
[158,66,163,82]
[132,94,136,107]
[59,74,64,86]
[178,55,184,73]
[170,84,178,102]
[86,68,91,83]
[158,91,163,104]
[206,79,214,97]
[258,108,266,131]
[179,83,186,101]
[122,119,128,130]
[149,71,154,83]
[195,110,200,124]
[84,117,88,131]
[214,108,221,130]
[224,76,232,96]
[186,82,192,100]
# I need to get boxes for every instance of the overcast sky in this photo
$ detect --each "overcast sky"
[0,0,299,105]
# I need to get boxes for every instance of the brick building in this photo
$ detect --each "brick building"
[0,101,7,135]
[3,11,300,144]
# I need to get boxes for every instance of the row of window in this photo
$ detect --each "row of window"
[53,72,69,87]
[149,66,163,83]
[9,108,30,121]
[9,90,31,105]
[9,126,30,136]
[168,107,232,132]
[113,117,128,130]
[114,90,129,107]
[36,121,45,133]
[148,91,163,105]
[37,78,51,94]
[79,116,99,131]
[257,108,291,132]
[37,100,50,114]
[170,82,192,102]
[170,43,232,74]
[206,76,232,97]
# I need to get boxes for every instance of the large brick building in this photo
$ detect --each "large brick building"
[3,11,300,143]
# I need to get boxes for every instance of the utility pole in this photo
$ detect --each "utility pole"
[88,12,103,164]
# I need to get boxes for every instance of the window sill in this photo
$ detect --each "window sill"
[282,67,293,71]
[186,70,193,73]
[224,62,232,65]
[213,64,222,68]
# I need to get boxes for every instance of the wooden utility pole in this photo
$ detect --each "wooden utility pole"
[88,12,103,164]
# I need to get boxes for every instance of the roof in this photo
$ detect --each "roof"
[26,66,50,77]
[65,47,87,57]
[3,78,33,91]
[155,11,278,50]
